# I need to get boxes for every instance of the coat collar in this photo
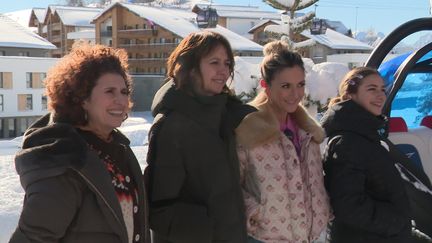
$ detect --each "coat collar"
[236,101,325,149]
[321,99,387,141]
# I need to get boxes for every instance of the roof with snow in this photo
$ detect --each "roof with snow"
[45,6,102,27]
[32,8,47,23]
[192,3,280,19]
[0,14,56,49]
[248,19,279,33]
[94,3,262,52]
[323,19,349,35]
[302,28,373,50]
[4,9,33,28]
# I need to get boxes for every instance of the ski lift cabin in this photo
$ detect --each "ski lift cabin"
[310,19,327,35]
[195,8,219,28]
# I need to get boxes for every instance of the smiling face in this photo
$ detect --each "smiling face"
[266,65,305,118]
[350,74,386,116]
[82,73,129,138]
[194,44,231,96]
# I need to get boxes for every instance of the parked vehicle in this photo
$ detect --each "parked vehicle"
[365,17,432,238]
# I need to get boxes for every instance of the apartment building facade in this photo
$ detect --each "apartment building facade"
[92,2,263,76]
[0,57,58,138]
[39,6,101,57]
[93,4,182,75]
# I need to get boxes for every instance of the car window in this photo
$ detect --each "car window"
[390,72,432,128]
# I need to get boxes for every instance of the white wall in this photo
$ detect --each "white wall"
[226,18,257,40]
[0,56,59,118]
[327,53,398,67]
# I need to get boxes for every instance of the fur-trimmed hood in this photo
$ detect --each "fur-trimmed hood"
[236,101,325,149]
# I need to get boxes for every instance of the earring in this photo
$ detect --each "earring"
[123,113,128,122]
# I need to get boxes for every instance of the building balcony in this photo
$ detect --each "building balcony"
[118,29,158,38]
[50,35,62,44]
[128,58,167,66]
[100,30,112,37]
[119,43,177,53]
[50,23,62,31]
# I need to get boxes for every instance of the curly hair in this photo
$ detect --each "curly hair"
[328,66,381,107]
[166,31,234,94]
[45,42,132,125]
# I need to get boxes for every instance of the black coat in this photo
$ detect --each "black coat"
[146,82,254,243]
[9,114,150,243]
[321,100,412,243]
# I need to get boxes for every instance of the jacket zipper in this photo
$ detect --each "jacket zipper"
[72,168,128,243]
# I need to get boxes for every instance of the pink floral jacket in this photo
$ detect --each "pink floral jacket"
[236,102,331,243]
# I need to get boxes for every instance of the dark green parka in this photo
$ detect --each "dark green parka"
[146,81,254,243]
[9,114,150,243]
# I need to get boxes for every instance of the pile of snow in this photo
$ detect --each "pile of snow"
[305,62,349,105]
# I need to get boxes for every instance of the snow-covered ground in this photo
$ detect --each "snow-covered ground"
[0,112,153,242]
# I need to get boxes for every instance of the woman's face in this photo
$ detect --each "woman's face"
[266,66,305,114]
[82,73,129,135]
[195,44,231,96]
[350,74,386,116]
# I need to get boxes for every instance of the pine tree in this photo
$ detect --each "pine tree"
[264,0,318,50]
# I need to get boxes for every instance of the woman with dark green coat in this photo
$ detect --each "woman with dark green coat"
[146,31,254,243]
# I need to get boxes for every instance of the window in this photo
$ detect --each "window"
[0,50,5,56]
[160,38,165,43]
[18,94,33,111]
[40,73,46,88]
[41,95,47,110]
[107,26,112,31]
[143,24,147,29]
[0,94,3,111]
[0,72,12,89]
[19,51,30,56]
[26,95,33,110]
[390,72,432,128]
[26,73,32,88]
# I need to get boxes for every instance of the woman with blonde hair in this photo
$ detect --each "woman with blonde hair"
[236,40,331,243]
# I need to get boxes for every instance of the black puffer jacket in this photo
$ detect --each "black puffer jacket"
[146,81,254,243]
[9,114,150,243]
[321,100,412,243]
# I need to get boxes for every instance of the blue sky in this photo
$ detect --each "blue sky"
[0,0,430,35]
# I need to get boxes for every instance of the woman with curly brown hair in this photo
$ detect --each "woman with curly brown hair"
[9,42,151,243]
